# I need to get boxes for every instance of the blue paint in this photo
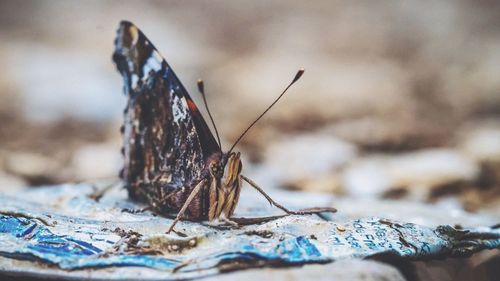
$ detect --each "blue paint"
[68,255,180,270]
[0,216,101,259]
[0,215,184,270]
[1,210,499,276]
[297,236,321,257]
[210,236,324,266]
[273,236,322,262]
[65,237,103,254]
[0,216,34,237]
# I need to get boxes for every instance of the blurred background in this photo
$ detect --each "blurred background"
[0,0,499,216]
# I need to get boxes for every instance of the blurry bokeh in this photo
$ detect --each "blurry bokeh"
[0,0,499,214]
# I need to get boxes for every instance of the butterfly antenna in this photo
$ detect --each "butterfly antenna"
[197,79,222,151]
[228,68,305,154]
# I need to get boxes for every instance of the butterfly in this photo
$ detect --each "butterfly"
[112,21,336,233]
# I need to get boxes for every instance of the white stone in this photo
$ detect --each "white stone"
[343,149,479,199]
[258,134,357,188]
[71,143,122,181]
[460,125,500,162]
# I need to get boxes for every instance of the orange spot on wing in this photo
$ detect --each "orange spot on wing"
[186,98,199,112]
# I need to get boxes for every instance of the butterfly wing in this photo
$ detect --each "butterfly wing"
[113,21,219,215]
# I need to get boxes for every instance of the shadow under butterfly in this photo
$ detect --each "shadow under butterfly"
[112,21,336,233]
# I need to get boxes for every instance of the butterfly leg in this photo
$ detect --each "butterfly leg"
[220,217,239,228]
[240,175,337,215]
[166,179,206,234]
[88,181,118,202]
[121,206,152,214]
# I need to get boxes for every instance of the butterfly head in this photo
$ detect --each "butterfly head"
[208,156,224,179]
[207,152,242,220]
[207,152,242,186]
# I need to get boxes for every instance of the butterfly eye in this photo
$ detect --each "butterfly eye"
[210,162,223,178]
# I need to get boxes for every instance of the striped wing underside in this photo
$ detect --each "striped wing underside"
[113,21,219,215]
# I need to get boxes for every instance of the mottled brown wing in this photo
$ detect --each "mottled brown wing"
[112,21,219,213]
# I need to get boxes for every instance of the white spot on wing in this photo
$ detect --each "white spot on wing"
[172,90,188,123]
[131,74,139,89]
[142,52,162,76]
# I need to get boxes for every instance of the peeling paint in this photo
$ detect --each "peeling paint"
[0,183,498,280]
